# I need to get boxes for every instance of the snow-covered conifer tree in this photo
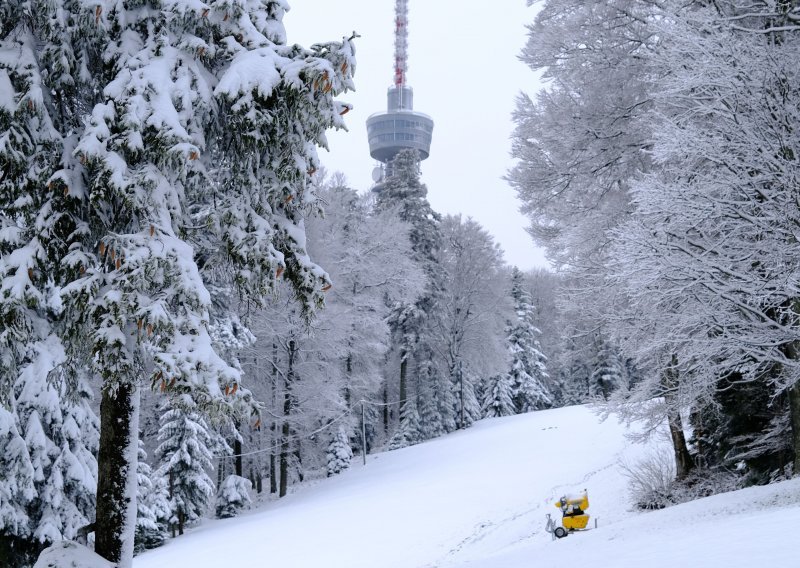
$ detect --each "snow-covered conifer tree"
[326,425,353,477]
[0,407,36,563]
[215,475,252,519]
[134,441,168,554]
[10,340,98,553]
[482,374,515,418]
[418,361,445,440]
[388,401,423,451]
[155,401,218,537]
[506,269,551,413]
[454,371,482,429]
[589,338,624,400]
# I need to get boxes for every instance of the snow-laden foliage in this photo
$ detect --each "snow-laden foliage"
[508,0,657,341]
[215,475,252,519]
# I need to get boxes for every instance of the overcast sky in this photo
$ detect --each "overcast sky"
[285,1,548,270]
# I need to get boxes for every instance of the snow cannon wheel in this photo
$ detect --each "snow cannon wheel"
[554,527,568,539]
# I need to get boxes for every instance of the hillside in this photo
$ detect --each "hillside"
[134,406,800,567]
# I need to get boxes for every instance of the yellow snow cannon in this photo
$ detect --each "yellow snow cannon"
[552,491,590,538]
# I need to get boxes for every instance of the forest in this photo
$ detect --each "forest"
[1,1,799,567]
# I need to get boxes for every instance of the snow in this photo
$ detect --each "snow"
[33,541,116,568]
[134,405,800,567]
[0,68,15,112]
[214,48,283,107]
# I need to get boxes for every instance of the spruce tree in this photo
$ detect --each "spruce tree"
[134,441,168,554]
[482,374,515,418]
[215,475,252,519]
[417,362,445,440]
[388,400,423,450]
[589,337,625,400]
[507,269,552,413]
[10,340,98,554]
[0,407,36,564]
[155,400,218,537]
[326,425,354,476]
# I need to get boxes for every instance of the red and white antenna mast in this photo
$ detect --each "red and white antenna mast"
[393,0,409,89]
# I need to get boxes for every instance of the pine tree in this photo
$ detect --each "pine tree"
[156,401,217,537]
[482,374,515,418]
[326,425,354,477]
[507,269,552,413]
[215,475,252,519]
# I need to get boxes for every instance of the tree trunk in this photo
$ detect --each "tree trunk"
[269,451,277,494]
[279,340,296,498]
[662,355,693,480]
[345,353,352,407]
[234,430,243,477]
[279,424,289,497]
[95,383,139,568]
[168,470,175,538]
[783,335,800,475]
[666,405,693,480]
[399,348,408,408]
[458,361,465,429]
[383,384,389,432]
[270,342,278,494]
[788,381,800,475]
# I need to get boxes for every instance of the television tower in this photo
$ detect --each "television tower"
[367,0,434,184]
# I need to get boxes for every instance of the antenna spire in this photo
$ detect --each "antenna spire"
[394,0,409,88]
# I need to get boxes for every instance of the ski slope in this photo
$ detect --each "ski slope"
[134,405,800,567]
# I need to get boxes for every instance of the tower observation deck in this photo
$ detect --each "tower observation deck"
[367,0,433,181]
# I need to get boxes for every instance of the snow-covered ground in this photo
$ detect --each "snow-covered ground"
[134,406,800,567]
